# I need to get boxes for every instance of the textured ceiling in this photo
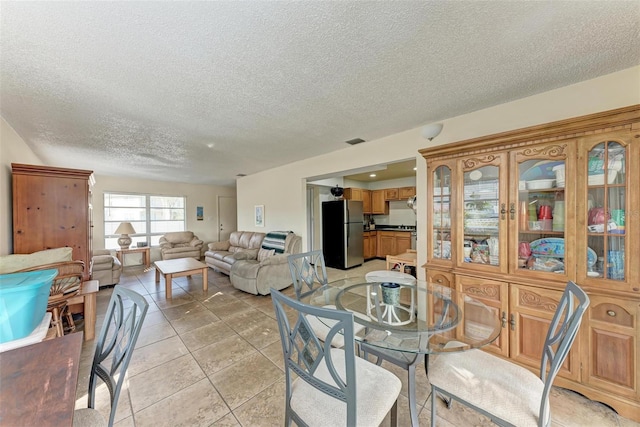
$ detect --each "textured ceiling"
[1,2,639,186]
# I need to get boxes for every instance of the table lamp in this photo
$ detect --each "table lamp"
[115,222,136,249]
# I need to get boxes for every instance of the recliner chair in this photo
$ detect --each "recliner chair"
[90,249,122,287]
[159,231,204,260]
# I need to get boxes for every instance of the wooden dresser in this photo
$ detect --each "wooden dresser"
[12,164,94,280]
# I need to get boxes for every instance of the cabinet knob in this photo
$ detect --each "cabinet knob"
[607,310,616,317]
[436,278,443,283]
[500,203,507,220]
[509,203,516,220]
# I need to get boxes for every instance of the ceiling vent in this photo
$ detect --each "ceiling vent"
[236,173,247,177]
[345,138,365,145]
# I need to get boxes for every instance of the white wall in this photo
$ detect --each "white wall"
[0,119,236,258]
[93,175,236,262]
[0,118,44,255]
[237,66,640,280]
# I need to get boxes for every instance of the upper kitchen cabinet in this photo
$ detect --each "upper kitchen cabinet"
[343,187,363,201]
[371,189,388,214]
[384,188,399,200]
[362,189,371,214]
[399,186,416,198]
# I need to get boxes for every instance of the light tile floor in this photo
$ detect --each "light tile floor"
[74,260,638,427]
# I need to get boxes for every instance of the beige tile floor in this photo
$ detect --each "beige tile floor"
[74,259,638,427]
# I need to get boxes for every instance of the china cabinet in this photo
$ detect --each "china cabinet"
[420,105,640,421]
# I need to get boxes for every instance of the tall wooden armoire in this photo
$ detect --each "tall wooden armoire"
[12,163,94,280]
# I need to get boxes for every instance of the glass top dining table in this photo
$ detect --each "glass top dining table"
[305,276,502,355]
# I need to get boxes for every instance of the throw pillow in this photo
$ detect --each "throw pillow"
[258,248,275,262]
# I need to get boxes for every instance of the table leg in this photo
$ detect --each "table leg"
[165,274,172,299]
[155,267,160,283]
[83,292,96,341]
[202,267,208,292]
[144,249,150,268]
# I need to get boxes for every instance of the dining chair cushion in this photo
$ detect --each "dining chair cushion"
[428,348,546,427]
[73,407,107,426]
[291,348,401,427]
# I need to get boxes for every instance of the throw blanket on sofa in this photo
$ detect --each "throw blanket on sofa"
[261,231,291,254]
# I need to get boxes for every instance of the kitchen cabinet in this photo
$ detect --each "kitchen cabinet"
[399,186,416,198]
[395,232,412,254]
[363,231,377,259]
[362,189,371,214]
[376,230,412,258]
[377,231,396,257]
[12,163,94,280]
[384,188,399,200]
[343,187,363,201]
[420,105,640,421]
[371,190,388,214]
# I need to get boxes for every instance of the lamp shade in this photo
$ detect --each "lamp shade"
[114,222,136,235]
[421,123,444,141]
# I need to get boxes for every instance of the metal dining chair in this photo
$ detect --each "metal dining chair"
[271,288,402,426]
[287,250,368,348]
[428,281,590,427]
[73,287,149,427]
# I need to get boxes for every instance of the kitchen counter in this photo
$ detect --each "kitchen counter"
[364,225,415,231]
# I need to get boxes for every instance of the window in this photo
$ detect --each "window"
[104,193,186,248]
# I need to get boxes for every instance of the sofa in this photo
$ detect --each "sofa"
[205,231,302,295]
[159,231,204,260]
[90,249,122,287]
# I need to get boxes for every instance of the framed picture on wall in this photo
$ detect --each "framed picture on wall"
[255,205,264,227]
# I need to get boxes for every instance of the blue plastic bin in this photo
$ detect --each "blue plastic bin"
[0,269,57,344]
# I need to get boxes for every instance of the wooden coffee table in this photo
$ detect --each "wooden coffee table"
[154,258,208,299]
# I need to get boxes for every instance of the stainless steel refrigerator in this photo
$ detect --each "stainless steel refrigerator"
[322,200,364,269]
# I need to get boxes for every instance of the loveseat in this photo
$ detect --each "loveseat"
[90,249,122,287]
[159,231,204,260]
[205,231,302,295]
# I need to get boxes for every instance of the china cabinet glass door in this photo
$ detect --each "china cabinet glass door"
[511,143,573,279]
[431,165,452,263]
[459,154,506,271]
[585,139,627,281]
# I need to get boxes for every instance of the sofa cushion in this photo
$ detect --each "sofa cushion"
[258,248,275,262]
[0,247,74,274]
[232,259,260,279]
[222,254,238,264]
[164,231,194,244]
[211,251,230,261]
[233,249,259,260]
